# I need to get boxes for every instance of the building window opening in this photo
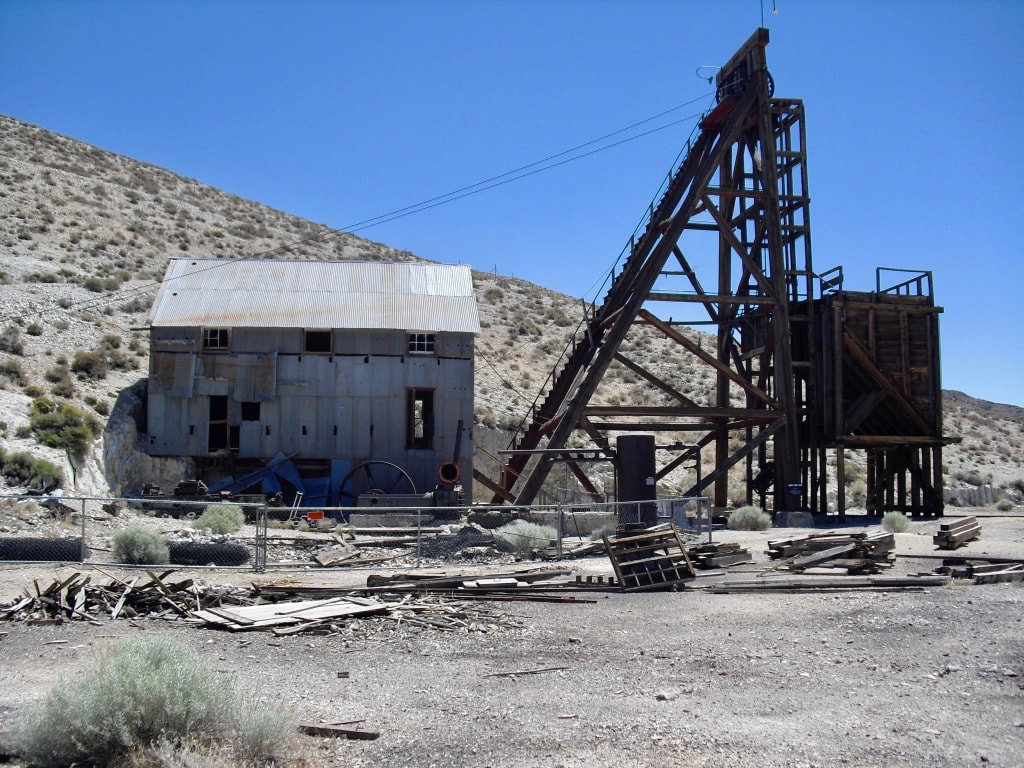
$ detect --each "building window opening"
[304,330,332,354]
[407,332,436,354]
[202,328,230,351]
[208,395,229,452]
[406,389,434,449]
[241,401,260,421]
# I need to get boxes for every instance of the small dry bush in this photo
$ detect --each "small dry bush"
[112,526,169,564]
[13,637,290,767]
[727,505,771,531]
[495,519,557,553]
[881,511,909,533]
[194,503,245,534]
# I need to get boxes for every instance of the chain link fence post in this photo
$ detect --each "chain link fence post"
[79,497,87,563]
[253,502,267,572]
[555,502,563,560]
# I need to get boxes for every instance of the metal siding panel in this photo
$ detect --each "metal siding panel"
[232,356,263,402]
[239,422,262,458]
[186,397,207,456]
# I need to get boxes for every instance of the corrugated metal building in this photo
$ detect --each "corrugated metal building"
[145,258,480,504]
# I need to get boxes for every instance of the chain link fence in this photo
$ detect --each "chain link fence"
[0,493,712,571]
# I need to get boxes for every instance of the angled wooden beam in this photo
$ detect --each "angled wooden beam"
[638,309,779,408]
[842,331,932,434]
[612,352,700,408]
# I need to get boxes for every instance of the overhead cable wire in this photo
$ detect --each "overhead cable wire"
[2,91,714,324]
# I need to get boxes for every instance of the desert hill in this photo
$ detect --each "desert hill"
[0,114,1020,507]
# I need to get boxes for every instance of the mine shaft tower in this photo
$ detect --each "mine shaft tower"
[477,28,947,518]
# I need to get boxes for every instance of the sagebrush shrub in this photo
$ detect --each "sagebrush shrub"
[194,503,246,534]
[0,448,63,489]
[28,399,98,460]
[14,637,236,767]
[494,519,557,553]
[112,527,169,564]
[70,350,108,380]
[727,505,772,531]
[0,323,24,355]
[881,511,910,532]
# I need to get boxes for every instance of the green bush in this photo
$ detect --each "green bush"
[996,498,1015,512]
[70,350,108,380]
[0,448,63,490]
[494,519,557,553]
[0,358,26,385]
[28,399,99,460]
[194,503,246,534]
[112,527,169,564]
[881,511,910,533]
[13,637,261,767]
[727,505,772,531]
[0,324,24,355]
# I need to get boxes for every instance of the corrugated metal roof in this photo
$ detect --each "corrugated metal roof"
[148,259,481,333]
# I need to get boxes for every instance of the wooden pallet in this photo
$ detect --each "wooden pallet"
[602,525,696,592]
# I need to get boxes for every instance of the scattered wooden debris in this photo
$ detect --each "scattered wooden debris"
[766,531,895,574]
[603,525,696,591]
[484,665,569,678]
[933,516,981,550]
[0,569,254,624]
[191,595,388,631]
[686,541,752,570]
[540,539,606,560]
[936,558,1024,583]
[0,569,528,636]
[360,567,609,600]
[297,722,380,740]
[707,574,949,593]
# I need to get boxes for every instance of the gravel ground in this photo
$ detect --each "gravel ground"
[1,513,1023,768]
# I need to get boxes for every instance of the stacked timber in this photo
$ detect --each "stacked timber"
[686,541,752,570]
[933,516,981,550]
[766,531,895,574]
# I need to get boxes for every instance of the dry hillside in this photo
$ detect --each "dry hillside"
[0,114,1020,508]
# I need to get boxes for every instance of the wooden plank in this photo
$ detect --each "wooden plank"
[110,576,141,621]
[297,723,380,740]
[790,543,858,568]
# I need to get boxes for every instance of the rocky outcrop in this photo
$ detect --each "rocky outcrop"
[103,379,192,497]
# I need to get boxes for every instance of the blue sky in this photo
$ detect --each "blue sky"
[1,0,1022,406]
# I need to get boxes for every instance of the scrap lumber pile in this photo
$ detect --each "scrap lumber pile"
[686,541,752,570]
[936,558,1024,584]
[541,539,606,559]
[0,570,252,624]
[357,567,612,601]
[0,569,528,636]
[707,574,949,593]
[933,516,981,550]
[766,531,895,574]
[190,592,520,635]
[602,525,696,591]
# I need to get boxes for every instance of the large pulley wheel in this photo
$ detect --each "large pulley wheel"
[338,461,417,507]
